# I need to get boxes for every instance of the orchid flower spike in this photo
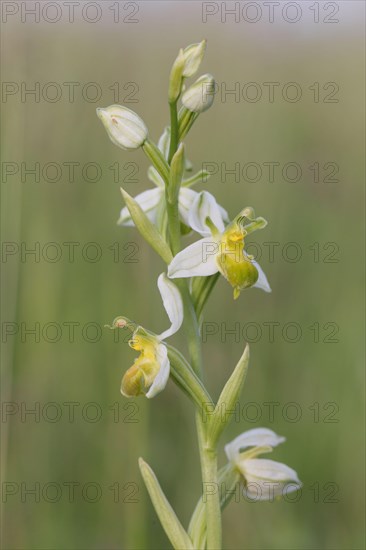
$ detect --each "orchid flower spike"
[118,274,183,399]
[168,199,271,299]
[225,428,302,501]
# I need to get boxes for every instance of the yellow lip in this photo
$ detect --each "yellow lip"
[216,226,258,299]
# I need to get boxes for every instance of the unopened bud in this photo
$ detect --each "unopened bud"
[182,40,206,78]
[181,74,215,114]
[96,105,148,150]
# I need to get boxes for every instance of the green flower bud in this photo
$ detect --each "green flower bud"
[182,40,206,78]
[96,105,148,150]
[181,74,216,114]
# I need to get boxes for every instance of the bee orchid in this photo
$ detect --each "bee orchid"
[168,196,271,299]
[118,274,183,399]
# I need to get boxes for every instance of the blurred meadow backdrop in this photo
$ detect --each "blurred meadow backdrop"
[1,1,365,549]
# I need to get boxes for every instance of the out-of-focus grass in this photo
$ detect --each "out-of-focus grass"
[1,5,365,550]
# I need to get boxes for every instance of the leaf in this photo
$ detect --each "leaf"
[139,458,194,550]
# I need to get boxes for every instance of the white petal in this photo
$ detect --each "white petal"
[178,188,199,226]
[157,273,183,340]
[188,191,226,236]
[243,458,300,483]
[243,481,302,501]
[251,258,271,293]
[146,344,170,398]
[241,459,301,501]
[225,428,285,463]
[168,237,219,278]
[118,188,163,226]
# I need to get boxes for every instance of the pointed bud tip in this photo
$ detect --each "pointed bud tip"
[182,40,208,78]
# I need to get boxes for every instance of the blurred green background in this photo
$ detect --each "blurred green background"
[1,2,365,549]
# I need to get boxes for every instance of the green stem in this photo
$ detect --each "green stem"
[170,258,222,550]
[166,98,182,255]
[164,192,203,379]
[165,192,181,257]
[163,117,222,547]
[177,277,221,549]
[168,101,179,164]
[170,288,222,550]
[167,344,213,412]
[189,464,240,549]
[196,416,222,550]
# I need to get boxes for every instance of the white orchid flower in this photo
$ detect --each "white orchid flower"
[225,428,302,501]
[118,274,183,399]
[168,201,271,299]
